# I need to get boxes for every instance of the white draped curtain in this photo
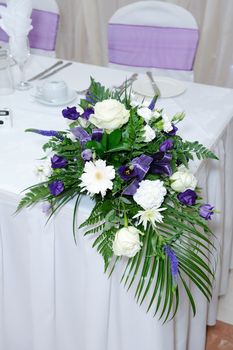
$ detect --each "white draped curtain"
[55,0,233,88]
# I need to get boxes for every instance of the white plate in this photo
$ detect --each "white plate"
[34,88,77,106]
[132,75,186,98]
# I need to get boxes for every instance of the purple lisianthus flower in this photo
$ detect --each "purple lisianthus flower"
[164,245,179,283]
[62,106,80,120]
[199,204,214,220]
[118,165,137,181]
[81,149,92,161]
[177,189,197,206]
[49,180,64,196]
[92,128,103,142]
[82,107,94,120]
[159,139,173,152]
[51,155,68,169]
[166,123,178,136]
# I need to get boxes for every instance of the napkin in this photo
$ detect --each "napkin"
[0,0,33,37]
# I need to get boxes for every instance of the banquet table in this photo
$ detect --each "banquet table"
[0,54,233,350]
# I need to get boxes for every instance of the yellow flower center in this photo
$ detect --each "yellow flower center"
[95,170,103,181]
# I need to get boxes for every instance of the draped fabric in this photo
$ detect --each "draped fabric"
[55,0,233,87]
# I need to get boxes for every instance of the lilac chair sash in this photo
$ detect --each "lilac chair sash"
[108,23,199,71]
[0,5,59,51]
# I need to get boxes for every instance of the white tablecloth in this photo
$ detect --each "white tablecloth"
[0,55,233,350]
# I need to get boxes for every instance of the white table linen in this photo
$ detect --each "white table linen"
[0,55,233,350]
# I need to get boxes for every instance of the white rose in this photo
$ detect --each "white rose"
[143,124,156,142]
[112,226,142,258]
[89,99,130,132]
[170,165,197,192]
[133,179,167,210]
[162,113,173,132]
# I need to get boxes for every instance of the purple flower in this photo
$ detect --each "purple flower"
[159,139,173,152]
[81,149,92,161]
[164,245,179,283]
[71,127,91,145]
[82,107,94,120]
[177,189,197,206]
[166,123,178,136]
[199,204,214,220]
[49,180,64,196]
[25,128,64,140]
[42,202,52,214]
[51,155,68,169]
[118,165,137,181]
[62,106,80,120]
[92,128,103,142]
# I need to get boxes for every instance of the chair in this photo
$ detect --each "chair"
[0,0,59,56]
[108,1,199,81]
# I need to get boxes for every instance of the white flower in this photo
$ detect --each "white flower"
[162,113,173,132]
[79,159,115,197]
[143,124,156,142]
[133,207,166,230]
[137,107,161,123]
[112,226,143,258]
[170,165,197,192]
[34,159,51,182]
[133,180,167,210]
[89,99,129,132]
[137,107,153,123]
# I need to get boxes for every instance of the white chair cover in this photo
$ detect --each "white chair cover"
[0,0,59,57]
[108,1,199,81]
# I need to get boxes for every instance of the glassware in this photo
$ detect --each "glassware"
[9,36,31,91]
[0,49,14,95]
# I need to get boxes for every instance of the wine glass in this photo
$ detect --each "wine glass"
[9,36,31,91]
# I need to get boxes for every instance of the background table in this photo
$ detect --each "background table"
[0,55,233,350]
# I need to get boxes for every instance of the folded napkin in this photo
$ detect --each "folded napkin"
[0,0,33,37]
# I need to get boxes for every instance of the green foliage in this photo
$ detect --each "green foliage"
[18,77,218,321]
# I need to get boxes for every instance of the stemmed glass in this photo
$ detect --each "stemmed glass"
[9,36,31,91]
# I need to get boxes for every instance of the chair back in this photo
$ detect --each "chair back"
[0,0,59,55]
[108,1,199,80]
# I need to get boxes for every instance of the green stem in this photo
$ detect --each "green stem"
[122,202,128,227]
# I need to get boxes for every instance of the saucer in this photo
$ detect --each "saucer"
[34,88,77,106]
[132,75,186,98]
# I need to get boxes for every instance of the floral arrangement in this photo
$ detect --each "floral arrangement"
[18,78,218,321]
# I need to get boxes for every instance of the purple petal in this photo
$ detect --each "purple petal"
[62,106,80,120]
[118,165,137,181]
[26,128,64,140]
[199,204,214,220]
[159,139,173,152]
[81,149,92,161]
[92,128,103,142]
[51,155,68,169]
[82,107,94,120]
[49,180,64,196]
[164,245,179,283]
[177,189,197,206]
[166,123,178,136]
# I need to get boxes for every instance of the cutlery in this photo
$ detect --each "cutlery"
[146,71,161,96]
[112,73,138,92]
[28,60,63,82]
[39,62,73,80]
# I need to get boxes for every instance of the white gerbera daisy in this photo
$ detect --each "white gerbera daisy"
[79,159,115,197]
[133,207,166,230]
